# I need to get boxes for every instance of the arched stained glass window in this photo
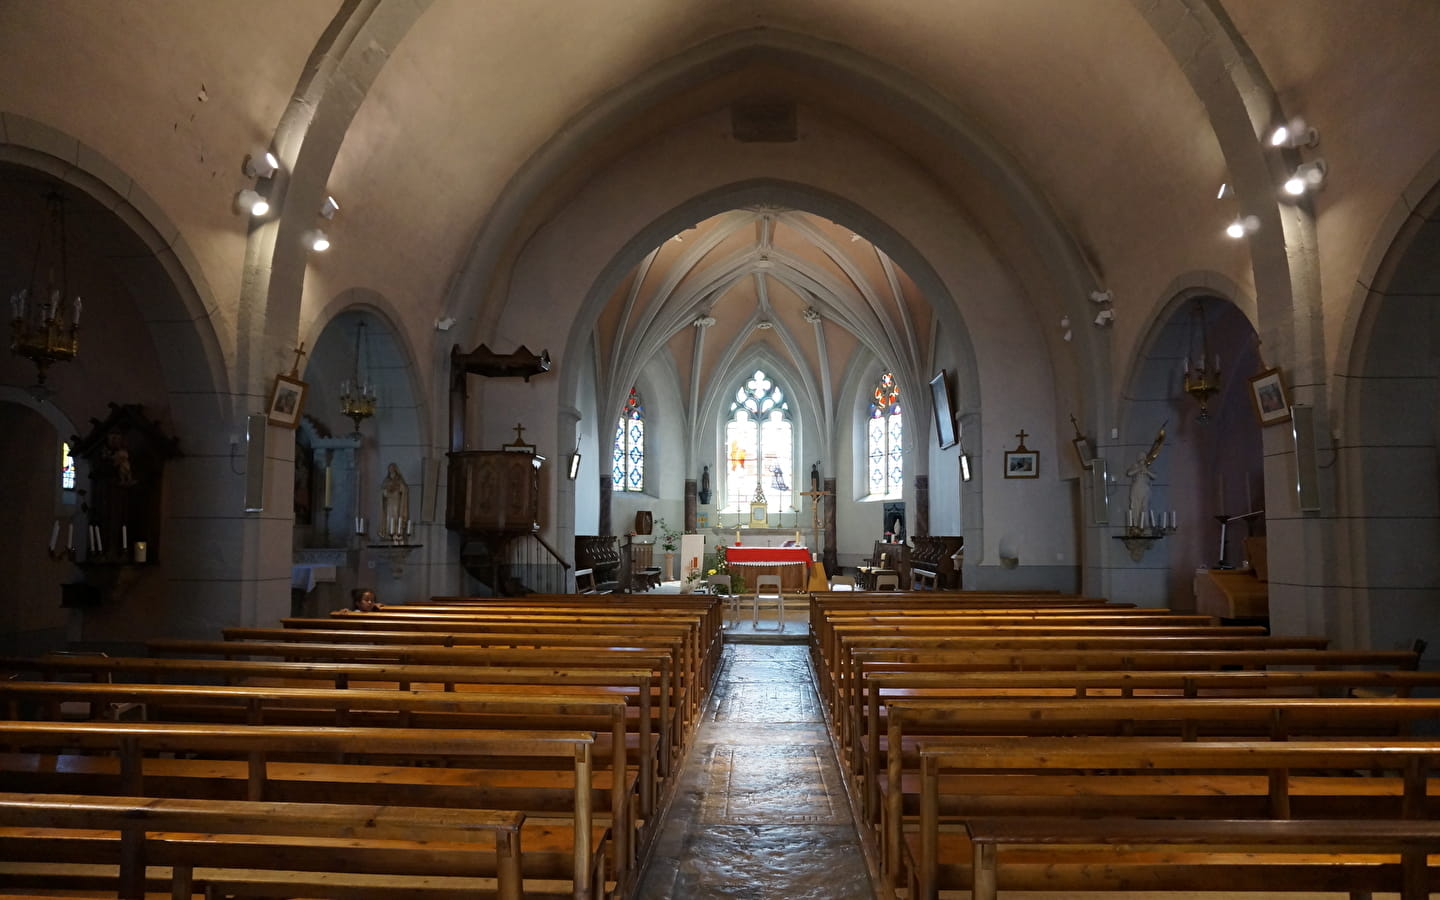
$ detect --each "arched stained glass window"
[60,441,76,491]
[726,369,793,512]
[611,387,644,491]
[867,372,903,497]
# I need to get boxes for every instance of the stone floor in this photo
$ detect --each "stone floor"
[632,642,875,899]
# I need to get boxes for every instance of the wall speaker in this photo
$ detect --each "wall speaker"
[1089,458,1110,525]
[243,413,266,512]
[1291,404,1321,512]
[421,456,441,521]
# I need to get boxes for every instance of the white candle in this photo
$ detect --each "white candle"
[122,525,128,549]
[388,517,395,536]
[66,522,73,550]
[1171,510,1178,529]
[49,521,59,552]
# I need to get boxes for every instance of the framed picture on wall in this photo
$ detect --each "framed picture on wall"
[266,374,307,429]
[1004,449,1039,479]
[1248,367,1292,426]
[930,371,958,449]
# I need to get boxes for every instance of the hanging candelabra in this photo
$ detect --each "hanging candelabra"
[339,320,376,433]
[9,191,81,384]
[1181,299,1220,422]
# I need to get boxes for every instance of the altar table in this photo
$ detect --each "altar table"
[725,546,812,592]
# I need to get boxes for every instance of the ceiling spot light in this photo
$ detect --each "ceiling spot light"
[306,229,330,252]
[1217,183,1232,200]
[1283,160,1327,196]
[756,320,773,330]
[243,151,280,179]
[1268,118,1319,149]
[1226,215,1260,239]
[234,189,269,217]
[319,195,340,220]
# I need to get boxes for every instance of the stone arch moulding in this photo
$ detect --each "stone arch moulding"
[307,288,432,450]
[0,131,230,416]
[547,178,988,558]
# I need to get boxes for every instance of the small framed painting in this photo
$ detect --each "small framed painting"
[749,502,768,525]
[1004,450,1039,479]
[266,374,307,429]
[1248,367,1292,426]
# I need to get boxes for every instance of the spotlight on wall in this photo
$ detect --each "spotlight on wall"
[1089,290,1112,304]
[243,151,280,179]
[319,195,340,220]
[1060,316,1073,343]
[1225,215,1261,239]
[1283,160,1327,196]
[567,451,582,481]
[305,229,331,252]
[234,188,269,217]
[1094,308,1115,327]
[1217,183,1233,200]
[1268,118,1319,149]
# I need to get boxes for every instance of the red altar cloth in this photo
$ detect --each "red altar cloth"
[725,546,812,591]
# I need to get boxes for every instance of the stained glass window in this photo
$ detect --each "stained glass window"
[611,387,644,491]
[60,441,76,491]
[726,370,793,513]
[867,372,903,497]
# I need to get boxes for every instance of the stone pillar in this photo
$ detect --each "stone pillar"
[823,477,838,574]
[914,474,930,537]
[598,476,612,537]
[684,479,697,532]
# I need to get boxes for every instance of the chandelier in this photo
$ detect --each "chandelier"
[1181,299,1220,422]
[339,320,376,433]
[9,191,80,384]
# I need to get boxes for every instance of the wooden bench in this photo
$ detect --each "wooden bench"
[882,699,1440,892]
[964,815,1440,900]
[0,722,603,899]
[0,791,527,900]
[911,739,1440,900]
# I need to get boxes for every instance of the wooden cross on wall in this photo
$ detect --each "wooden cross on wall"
[1013,429,1030,452]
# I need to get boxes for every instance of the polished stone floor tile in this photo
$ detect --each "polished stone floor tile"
[633,643,875,899]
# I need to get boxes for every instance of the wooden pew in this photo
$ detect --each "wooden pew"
[0,792,527,900]
[911,739,1440,900]
[851,668,1440,819]
[284,616,706,728]
[0,722,603,899]
[882,698,1440,890]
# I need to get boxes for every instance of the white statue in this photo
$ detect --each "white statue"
[380,462,409,537]
[1125,421,1167,526]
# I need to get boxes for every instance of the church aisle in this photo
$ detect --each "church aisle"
[632,643,876,899]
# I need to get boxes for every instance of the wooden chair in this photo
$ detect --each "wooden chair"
[873,573,900,591]
[753,574,785,629]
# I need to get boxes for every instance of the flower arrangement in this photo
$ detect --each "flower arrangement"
[656,518,681,553]
[685,548,744,594]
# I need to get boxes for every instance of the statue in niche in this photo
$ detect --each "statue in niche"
[698,465,712,505]
[380,462,409,537]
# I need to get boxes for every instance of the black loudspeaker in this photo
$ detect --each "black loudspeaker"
[244,413,267,512]
[1291,404,1321,512]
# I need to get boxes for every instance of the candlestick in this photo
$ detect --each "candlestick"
[49,521,59,552]
[121,525,128,549]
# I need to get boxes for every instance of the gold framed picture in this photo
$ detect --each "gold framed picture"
[1248,367,1291,426]
[1004,450,1039,479]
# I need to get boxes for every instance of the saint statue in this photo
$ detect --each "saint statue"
[380,462,409,537]
[698,465,712,505]
[810,462,820,494]
[1126,421,1167,526]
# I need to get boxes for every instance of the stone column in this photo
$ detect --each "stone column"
[914,474,930,537]
[684,479,697,532]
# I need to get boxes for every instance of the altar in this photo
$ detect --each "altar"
[724,545,812,591]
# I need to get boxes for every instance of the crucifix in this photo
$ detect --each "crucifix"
[1013,428,1030,451]
[288,342,308,377]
